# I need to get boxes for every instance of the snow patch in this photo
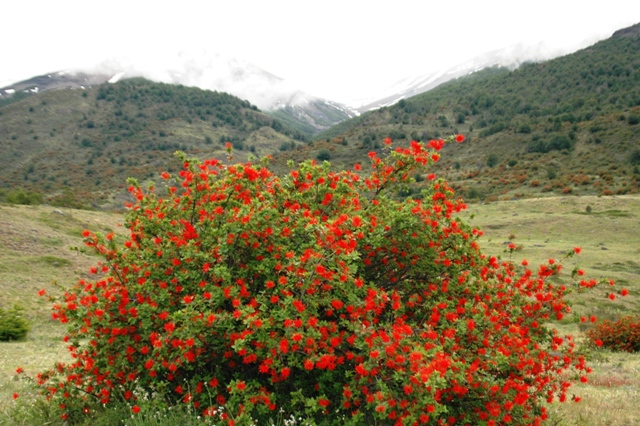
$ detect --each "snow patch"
[108,72,125,83]
[5,89,15,94]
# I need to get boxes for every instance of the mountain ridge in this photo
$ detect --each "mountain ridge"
[0,53,357,137]
[0,77,304,208]
[278,22,640,201]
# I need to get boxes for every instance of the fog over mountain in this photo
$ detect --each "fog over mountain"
[76,49,325,111]
[350,37,607,112]
[0,48,358,135]
[0,28,630,135]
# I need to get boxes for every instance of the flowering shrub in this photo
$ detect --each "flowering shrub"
[586,314,640,353]
[35,135,618,425]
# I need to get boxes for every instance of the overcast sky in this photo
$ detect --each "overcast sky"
[2,0,640,103]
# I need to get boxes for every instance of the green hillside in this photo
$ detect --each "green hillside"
[2,25,640,209]
[0,78,303,208]
[305,23,640,201]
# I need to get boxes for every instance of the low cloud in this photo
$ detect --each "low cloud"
[75,47,318,110]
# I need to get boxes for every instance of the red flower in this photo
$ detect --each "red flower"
[620,288,629,296]
[455,134,465,143]
[467,319,476,331]
[236,381,246,391]
[573,246,581,254]
[132,405,141,414]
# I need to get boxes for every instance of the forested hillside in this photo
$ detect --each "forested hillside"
[0,78,302,208]
[298,24,640,201]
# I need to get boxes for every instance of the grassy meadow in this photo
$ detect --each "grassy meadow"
[461,195,640,425]
[0,195,639,425]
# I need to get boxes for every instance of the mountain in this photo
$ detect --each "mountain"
[2,23,640,209]
[0,53,356,136]
[0,71,112,94]
[0,78,302,209]
[350,42,585,113]
[278,23,640,201]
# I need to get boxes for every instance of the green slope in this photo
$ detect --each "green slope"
[305,23,640,201]
[0,78,302,208]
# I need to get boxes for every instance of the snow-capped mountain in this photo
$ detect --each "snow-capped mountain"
[1,41,595,133]
[0,51,357,135]
[349,41,579,113]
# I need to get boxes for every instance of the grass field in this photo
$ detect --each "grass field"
[0,195,638,425]
[463,195,640,426]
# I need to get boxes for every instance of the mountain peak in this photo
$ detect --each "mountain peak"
[612,22,640,38]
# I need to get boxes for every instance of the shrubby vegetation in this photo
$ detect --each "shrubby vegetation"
[586,314,640,353]
[323,32,640,143]
[0,188,43,205]
[96,79,305,141]
[314,28,640,200]
[0,305,30,341]
[30,135,624,425]
[0,78,306,208]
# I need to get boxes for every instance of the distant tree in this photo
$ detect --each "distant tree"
[0,305,30,341]
[316,149,331,161]
[548,134,573,151]
[486,153,498,168]
[628,113,640,125]
[518,123,532,133]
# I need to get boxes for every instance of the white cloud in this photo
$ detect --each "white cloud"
[1,0,639,103]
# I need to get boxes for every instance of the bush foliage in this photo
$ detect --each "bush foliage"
[0,188,43,205]
[35,135,618,425]
[0,305,30,341]
[586,314,640,353]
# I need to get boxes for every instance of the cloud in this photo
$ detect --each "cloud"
[74,47,316,110]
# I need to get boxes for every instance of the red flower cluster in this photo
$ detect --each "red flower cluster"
[586,315,640,352]
[35,135,620,424]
